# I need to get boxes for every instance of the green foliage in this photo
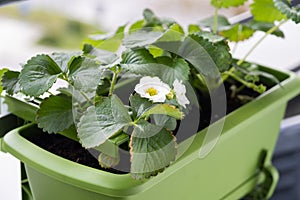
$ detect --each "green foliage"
[188,24,202,34]
[158,23,184,42]
[211,0,248,8]
[128,20,145,33]
[251,0,286,22]
[98,152,120,168]
[122,49,156,65]
[140,104,183,120]
[143,8,175,29]
[68,56,103,92]
[274,0,300,23]
[36,95,73,133]
[122,30,163,48]
[153,114,177,131]
[121,49,190,85]
[77,95,132,148]
[130,119,176,180]
[0,69,8,95]
[49,52,79,73]
[156,57,190,85]
[220,24,255,42]
[121,49,162,76]
[1,6,292,180]
[198,15,284,42]
[199,15,230,31]
[19,54,62,97]
[1,70,20,95]
[129,94,153,118]
[82,44,119,65]
[189,33,232,73]
[83,25,126,52]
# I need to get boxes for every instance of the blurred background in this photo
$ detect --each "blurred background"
[0,0,249,70]
[1,0,300,200]
[1,0,300,72]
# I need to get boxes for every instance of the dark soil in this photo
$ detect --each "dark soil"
[21,82,263,174]
[22,127,127,174]
[197,82,261,130]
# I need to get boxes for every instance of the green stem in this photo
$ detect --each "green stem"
[59,73,69,82]
[237,20,287,66]
[223,71,265,93]
[109,132,129,146]
[221,66,235,83]
[213,7,219,34]
[79,91,93,105]
[109,66,121,96]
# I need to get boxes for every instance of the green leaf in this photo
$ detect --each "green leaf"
[68,56,103,92]
[49,52,79,73]
[251,0,286,23]
[123,30,164,48]
[152,114,177,131]
[82,44,119,65]
[57,87,73,97]
[121,63,163,79]
[198,15,230,31]
[188,24,202,34]
[194,31,225,43]
[211,0,248,8]
[153,34,231,79]
[98,152,120,168]
[0,68,8,95]
[121,48,162,75]
[143,8,161,27]
[130,120,176,180]
[143,8,175,28]
[19,54,62,97]
[246,20,284,37]
[157,23,185,42]
[274,0,300,23]
[141,104,183,120]
[121,49,190,85]
[155,33,231,78]
[84,25,126,52]
[77,95,132,148]
[129,19,145,33]
[121,48,156,65]
[129,94,153,119]
[36,95,73,133]
[148,45,172,58]
[124,23,183,49]
[2,71,20,95]
[220,24,255,42]
[191,33,232,73]
[156,57,190,85]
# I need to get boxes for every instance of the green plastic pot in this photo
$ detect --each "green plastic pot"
[1,66,300,200]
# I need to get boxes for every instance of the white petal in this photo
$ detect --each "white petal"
[134,76,171,103]
[139,76,162,84]
[150,94,166,103]
[173,79,190,108]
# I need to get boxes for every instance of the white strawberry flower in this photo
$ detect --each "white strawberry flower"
[173,79,190,108]
[134,76,171,103]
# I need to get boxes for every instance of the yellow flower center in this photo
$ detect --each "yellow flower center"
[146,87,158,96]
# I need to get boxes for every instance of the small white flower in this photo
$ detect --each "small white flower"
[134,76,171,103]
[173,79,190,108]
